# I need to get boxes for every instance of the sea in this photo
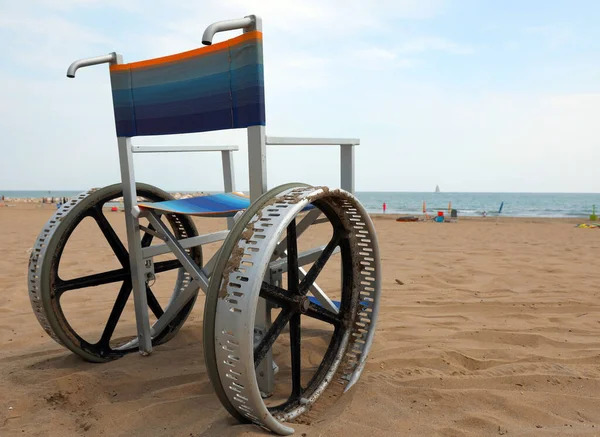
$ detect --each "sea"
[1,190,598,218]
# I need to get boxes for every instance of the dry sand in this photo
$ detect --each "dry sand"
[1,204,600,436]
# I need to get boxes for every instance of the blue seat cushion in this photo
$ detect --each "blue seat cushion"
[139,192,250,217]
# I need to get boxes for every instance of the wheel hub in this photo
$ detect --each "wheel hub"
[298,296,310,314]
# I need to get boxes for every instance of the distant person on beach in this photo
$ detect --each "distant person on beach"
[383,202,387,214]
[482,211,487,218]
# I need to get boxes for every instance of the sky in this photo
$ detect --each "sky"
[0,0,598,193]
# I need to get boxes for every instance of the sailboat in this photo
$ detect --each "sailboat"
[435,185,440,193]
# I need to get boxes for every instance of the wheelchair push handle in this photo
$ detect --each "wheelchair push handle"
[66,14,261,78]
[202,14,261,46]
[66,52,118,78]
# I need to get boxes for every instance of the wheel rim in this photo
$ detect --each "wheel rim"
[257,198,354,415]
[205,185,381,435]
[203,182,309,424]
[28,183,201,362]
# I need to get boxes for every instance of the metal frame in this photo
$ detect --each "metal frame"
[202,15,259,45]
[266,137,359,145]
[65,13,361,398]
[266,136,358,194]
[131,145,238,153]
[123,142,240,354]
[117,135,153,354]
[67,53,117,78]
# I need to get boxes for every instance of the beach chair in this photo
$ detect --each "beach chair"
[27,15,381,435]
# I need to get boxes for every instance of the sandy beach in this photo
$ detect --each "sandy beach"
[1,204,599,436]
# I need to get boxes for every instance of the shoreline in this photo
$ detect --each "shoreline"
[1,191,596,220]
[0,192,207,205]
[1,201,595,222]
[371,213,590,224]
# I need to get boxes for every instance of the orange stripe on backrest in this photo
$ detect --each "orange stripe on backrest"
[110,31,262,72]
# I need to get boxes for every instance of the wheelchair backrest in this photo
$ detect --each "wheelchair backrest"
[109,31,265,138]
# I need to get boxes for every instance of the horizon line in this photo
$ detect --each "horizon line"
[2,189,599,195]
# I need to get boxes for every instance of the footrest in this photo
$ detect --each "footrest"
[139,192,250,217]
[308,297,370,309]
[307,296,337,308]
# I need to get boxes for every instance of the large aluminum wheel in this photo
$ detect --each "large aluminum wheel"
[203,184,381,435]
[27,183,202,362]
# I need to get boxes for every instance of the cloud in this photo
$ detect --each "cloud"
[523,24,575,49]
[503,41,520,51]
[354,47,397,62]
[0,6,116,72]
[344,47,415,70]
[398,37,475,55]
[162,0,445,42]
[20,0,142,12]
[341,88,600,192]
[1,0,598,194]
[0,10,110,45]
[266,53,334,90]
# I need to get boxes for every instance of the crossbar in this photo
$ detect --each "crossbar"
[269,245,341,274]
[146,212,210,291]
[131,145,239,153]
[266,136,360,146]
[264,137,358,193]
[141,230,229,259]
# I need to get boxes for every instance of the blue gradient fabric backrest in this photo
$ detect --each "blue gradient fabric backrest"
[109,31,265,137]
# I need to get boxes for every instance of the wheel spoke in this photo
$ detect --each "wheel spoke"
[304,302,341,325]
[260,282,296,307]
[289,313,302,397]
[55,261,179,297]
[90,206,129,267]
[98,280,132,346]
[154,259,182,273]
[55,268,129,295]
[298,234,340,295]
[299,268,339,315]
[271,208,322,261]
[141,225,154,248]
[287,219,299,295]
[146,285,164,318]
[254,309,294,366]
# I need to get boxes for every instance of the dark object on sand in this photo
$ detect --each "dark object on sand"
[396,216,419,222]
